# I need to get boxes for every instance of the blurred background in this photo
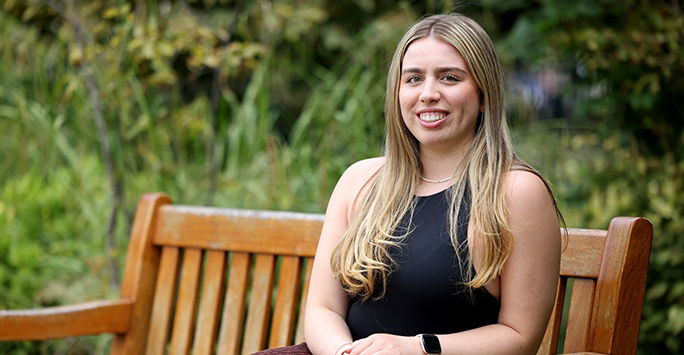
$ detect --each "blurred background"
[0,0,682,353]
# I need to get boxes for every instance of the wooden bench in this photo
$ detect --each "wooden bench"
[0,193,653,355]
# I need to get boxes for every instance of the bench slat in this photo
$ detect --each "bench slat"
[564,278,596,352]
[242,254,276,355]
[536,278,566,355]
[194,250,228,355]
[154,206,322,257]
[295,258,314,344]
[217,252,251,355]
[146,246,181,355]
[170,248,203,355]
[269,256,303,348]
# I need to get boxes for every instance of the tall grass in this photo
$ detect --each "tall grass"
[0,0,408,328]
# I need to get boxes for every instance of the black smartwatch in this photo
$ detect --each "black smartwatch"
[418,334,441,355]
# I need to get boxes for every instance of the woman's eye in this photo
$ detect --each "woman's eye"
[406,76,422,84]
[442,74,460,82]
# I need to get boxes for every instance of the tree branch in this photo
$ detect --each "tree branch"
[42,0,122,290]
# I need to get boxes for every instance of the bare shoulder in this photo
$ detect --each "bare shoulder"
[504,169,560,240]
[506,169,551,198]
[342,157,385,181]
[328,156,385,221]
[335,157,385,198]
[506,170,553,209]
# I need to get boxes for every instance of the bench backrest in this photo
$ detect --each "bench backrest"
[112,193,652,355]
[111,193,322,355]
[536,217,652,354]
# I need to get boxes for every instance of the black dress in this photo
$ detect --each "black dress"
[346,188,500,339]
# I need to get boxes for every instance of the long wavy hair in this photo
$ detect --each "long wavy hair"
[331,13,563,301]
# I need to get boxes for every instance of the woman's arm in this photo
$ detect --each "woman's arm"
[305,158,385,355]
[346,170,561,355]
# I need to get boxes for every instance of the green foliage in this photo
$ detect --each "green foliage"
[535,0,684,160]
[515,120,684,354]
[1,0,683,353]
[0,2,423,351]
[0,162,119,354]
[505,1,684,352]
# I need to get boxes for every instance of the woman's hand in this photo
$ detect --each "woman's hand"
[345,334,423,355]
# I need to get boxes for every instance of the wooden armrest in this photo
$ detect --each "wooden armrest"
[0,299,133,341]
[562,353,605,355]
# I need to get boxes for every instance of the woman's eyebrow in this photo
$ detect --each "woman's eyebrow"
[435,66,468,75]
[401,66,468,75]
[401,67,423,75]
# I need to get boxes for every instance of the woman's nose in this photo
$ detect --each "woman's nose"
[419,79,440,103]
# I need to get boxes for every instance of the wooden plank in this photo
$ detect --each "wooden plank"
[193,250,228,355]
[0,299,132,341]
[269,256,303,348]
[295,258,314,344]
[217,252,251,355]
[169,248,204,355]
[564,278,596,352]
[146,246,181,355]
[154,206,322,257]
[536,278,566,355]
[242,254,277,355]
[560,229,606,278]
[587,217,652,354]
[111,193,171,355]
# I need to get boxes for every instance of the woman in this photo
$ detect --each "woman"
[304,13,562,355]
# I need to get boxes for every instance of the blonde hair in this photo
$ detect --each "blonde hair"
[331,14,562,301]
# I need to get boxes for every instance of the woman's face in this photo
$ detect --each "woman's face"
[399,36,481,154]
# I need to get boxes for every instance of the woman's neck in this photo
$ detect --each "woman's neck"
[415,148,467,196]
[419,145,468,180]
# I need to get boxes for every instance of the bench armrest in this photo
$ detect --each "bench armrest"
[0,299,133,341]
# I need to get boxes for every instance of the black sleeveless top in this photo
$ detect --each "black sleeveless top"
[345,188,500,339]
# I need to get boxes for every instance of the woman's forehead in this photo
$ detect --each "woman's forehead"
[402,37,468,71]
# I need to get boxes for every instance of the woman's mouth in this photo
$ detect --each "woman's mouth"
[419,112,446,123]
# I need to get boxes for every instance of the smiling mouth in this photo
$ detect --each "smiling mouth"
[419,113,446,123]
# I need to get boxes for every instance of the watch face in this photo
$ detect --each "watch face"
[421,334,441,354]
